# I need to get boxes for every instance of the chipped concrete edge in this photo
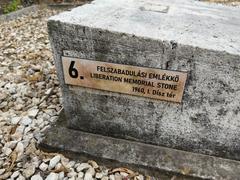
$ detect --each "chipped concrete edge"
[39,111,240,180]
[0,5,39,22]
[47,2,87,8]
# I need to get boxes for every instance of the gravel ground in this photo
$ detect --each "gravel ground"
[0,8,149,180]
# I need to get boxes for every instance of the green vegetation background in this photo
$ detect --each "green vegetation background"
[3,0,21,14]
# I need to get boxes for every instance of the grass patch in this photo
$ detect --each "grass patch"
[3,0,21,14]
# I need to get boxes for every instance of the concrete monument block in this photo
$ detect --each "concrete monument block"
[44,0,240,178]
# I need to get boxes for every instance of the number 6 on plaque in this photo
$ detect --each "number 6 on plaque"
[69,61,78,78]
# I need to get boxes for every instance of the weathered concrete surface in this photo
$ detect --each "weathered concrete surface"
[48,0,240,160]
[50,0,240,55]
[40,112,240,180]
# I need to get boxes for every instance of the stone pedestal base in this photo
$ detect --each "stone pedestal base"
[40,111,240,179]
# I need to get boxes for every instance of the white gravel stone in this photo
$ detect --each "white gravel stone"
[101,177,109,180]
[2,147,12,156]
[48,155,61,170]
[67,160,76,168]
[22,165,36,178]
[43,158,51,163]
[95,172,104,179]
[15,104,24,111]
[11,117,21,124]
[16,125,25,133]
[84,172,93,180]
[88,160,99,169]
[55,162,62,170]
[86,167,95,176]
[39,162,48,171]
[31,174,43,180]
[76,163,91,172]
[4,140,18,149]
[17,174,26,180]
[74,163,80,168]
[78,171,84,178]
[109,175,115,180]
[24,126,32,134]
[136,175,144,180]
[11,171,20,178]
[20,116,32,126]
[114,173,122,180]
[45,88,53,95]
[32,156,40,168]
[0,171,11,179]
[11,125,25,141]
[0,169,5,175]
[58,171,65,180]
[45,172,59,180]
[120,172,128,177]
[0,101,7,109]
[67,169,77,178]
[17,162,23,168]
[15,142,24,160]
[28,109,39,118]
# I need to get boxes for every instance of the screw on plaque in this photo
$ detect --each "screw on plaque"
[79,76,84,79]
